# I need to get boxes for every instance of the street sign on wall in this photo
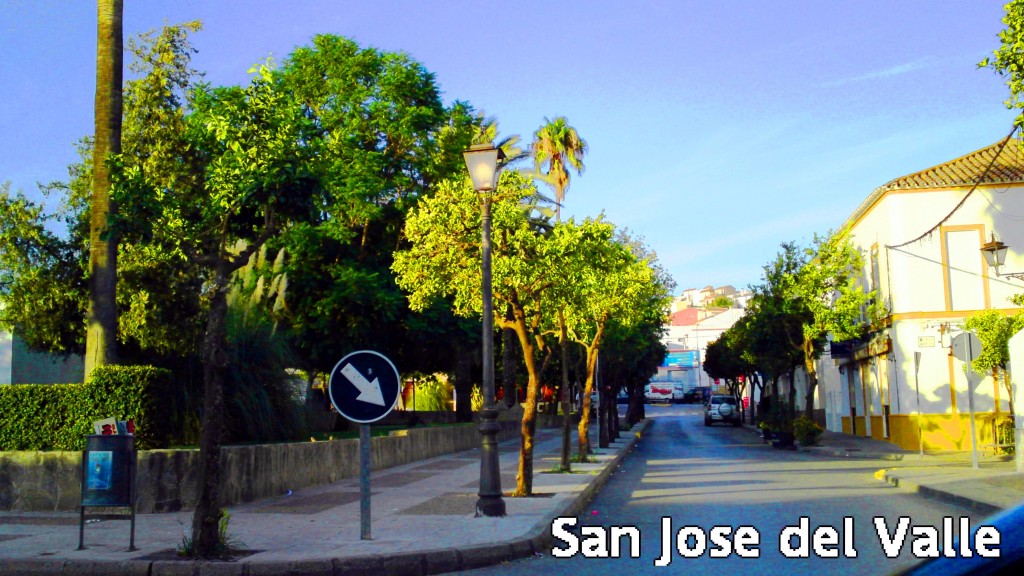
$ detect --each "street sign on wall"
[328,350,401,423]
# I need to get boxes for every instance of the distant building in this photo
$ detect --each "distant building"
[0,330,84,385]
[676,285,750,311]
[655,305,746,395]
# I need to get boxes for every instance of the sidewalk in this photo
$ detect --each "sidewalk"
[3,420,1023,576]
[0,421,647,576]
[763,425,1024,517]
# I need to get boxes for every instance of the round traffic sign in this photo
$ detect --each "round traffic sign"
[951,332,982,363]
[328,350,401,424]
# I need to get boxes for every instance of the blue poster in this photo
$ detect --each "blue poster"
[663,351,698,367]
[86,451,113,491]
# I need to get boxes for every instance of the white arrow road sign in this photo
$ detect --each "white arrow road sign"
[341,363,385,406]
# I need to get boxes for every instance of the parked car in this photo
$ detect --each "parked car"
[704,394,741,426]
[682,388,708,404]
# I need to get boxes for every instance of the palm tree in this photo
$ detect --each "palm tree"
[531,116,587,222]
[85,0,123,376]
[473,112,528,168]
[532,117,587,471]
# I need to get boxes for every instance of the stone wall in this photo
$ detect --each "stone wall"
[0,421,520,513]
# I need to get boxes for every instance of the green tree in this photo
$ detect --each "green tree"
[981,0,1024,127]
[394,170,565,496]
[561,227,671,456]
[704,332,747,395]
[746,242,813,417]
[710,295,734,308]
[112,25,320,556]
[746,237,877,421]
[85,0,123,375]
[793,234,879,420]
[0,182,85,354]
[963,304,1024,414]
[269,36,479,414]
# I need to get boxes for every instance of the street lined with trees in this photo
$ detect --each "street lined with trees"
[0,12,672,556]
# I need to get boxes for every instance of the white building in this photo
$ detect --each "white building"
[817,137,1024,450]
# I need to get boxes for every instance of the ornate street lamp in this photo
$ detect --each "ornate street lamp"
[981,233,1024,280]
[463,142,506,517]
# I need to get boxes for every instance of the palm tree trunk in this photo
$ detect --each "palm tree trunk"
[85,0,123,377]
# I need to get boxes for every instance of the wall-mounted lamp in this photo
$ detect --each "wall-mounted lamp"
[981,233,1024,280]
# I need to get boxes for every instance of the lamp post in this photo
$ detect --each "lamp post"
[982,233,1024,280]
[463,142,506,517]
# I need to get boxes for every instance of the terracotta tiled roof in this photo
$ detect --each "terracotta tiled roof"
[839,135,1024,236]
[878,138,1024,192]
[669,308,698,326]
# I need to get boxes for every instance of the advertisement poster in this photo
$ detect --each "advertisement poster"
[86,450,113,491]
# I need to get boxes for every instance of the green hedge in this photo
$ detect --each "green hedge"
[0,365,176,451]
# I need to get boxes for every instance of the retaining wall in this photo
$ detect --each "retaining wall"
[0,421,520,513]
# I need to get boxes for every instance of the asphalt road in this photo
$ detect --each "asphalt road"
[451,404,985,576]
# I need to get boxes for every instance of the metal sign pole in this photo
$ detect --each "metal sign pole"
[360,424,371,540]
[966,343,980,470]
[921,350,929,457]
[327,350,401,541]
[951,333,982,470]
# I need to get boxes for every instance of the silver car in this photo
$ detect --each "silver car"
[704,394,741,427]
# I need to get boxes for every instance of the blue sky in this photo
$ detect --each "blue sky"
[0,0,1017,292]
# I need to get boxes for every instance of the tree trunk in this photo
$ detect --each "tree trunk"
[501,305,517,407]
[558,312,572,471]
[85,0,123,378]
[787,367,797,420]
[750,373,762,423]
[609,385,620,439]
[192,267,230,557]
[454,344,473,422]
[577,344,600,457]
[803,341,818,420]
[508,311,540,497]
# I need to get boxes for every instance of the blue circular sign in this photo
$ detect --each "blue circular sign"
[328,350,401,423]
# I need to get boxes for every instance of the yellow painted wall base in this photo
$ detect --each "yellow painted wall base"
[841,416,851,435]
[883,413,1011,452]
[870,416,885,440]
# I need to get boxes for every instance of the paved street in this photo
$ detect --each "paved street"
[455,404,986,575]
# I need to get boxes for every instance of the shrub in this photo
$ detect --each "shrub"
[793,415,824,446]
[996,419,1015,456]
[405,372,453,411]
[223,307,306,443]
[0,365,175,451]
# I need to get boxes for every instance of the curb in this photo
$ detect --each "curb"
[875,469,1002,517]
[0,420,650,576]
[482,417,652,569]
[801,446,905,460]
[741,424,908,460]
